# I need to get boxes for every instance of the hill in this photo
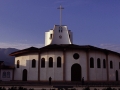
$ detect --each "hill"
[0,48,19,65]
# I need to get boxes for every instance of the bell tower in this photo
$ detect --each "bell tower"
[45,5,73,46]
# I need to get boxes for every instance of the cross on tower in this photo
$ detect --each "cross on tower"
[57,5,64,26]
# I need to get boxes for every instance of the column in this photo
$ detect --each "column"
[38,51,40,81]
[106,52,109,81]
[86,49,89,81]
[63,49,66,81]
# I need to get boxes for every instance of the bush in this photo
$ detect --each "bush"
[0,87,6,90]
[8,86,28,90]
[71,88,76,90]
[41,89,46,90]
[18,86,27,90]
[94,88,97,90]
[29,88,34,90]
[8,87,17,90]
[102,87,117,90]
[83,87,90,90]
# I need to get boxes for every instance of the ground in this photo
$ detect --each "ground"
[0,81,120,90]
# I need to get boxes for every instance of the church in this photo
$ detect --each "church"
[9,24,120,82]
[1,6,120,82]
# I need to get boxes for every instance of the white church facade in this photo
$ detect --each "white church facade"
[9,25,120,82]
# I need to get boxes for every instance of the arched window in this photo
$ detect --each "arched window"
[50,34,52,39]
[110,61,113,69]
[2,72,6,78]
[41,58,45,68]
[49,57,53,68]
[119,62,120,69]
[103,59,106,68]
[57,57,61,67]
[17,60,20,68]
[59,27,62,32]
[97,58,101,68]
[61,27,62,32]
[7,72,10,78]
[32,59,36,68]
[90,57,94,68]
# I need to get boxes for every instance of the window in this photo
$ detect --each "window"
[41,58,45,68]
[119,62,120,69]
[17,60,20,68]
[57,57,61,67]
[2,72,6,78]
[50,34,52,39]
[61,27,62,32]
[59,35,62,39]
[103,59,106,68]
[73,53,80,59]
[97,58,101,68]
[59,27,61,31]
[69,34,70,38]
[110,61,113,69]
[90,57,94,68]
[59,27,62,32]
[32,59,36,68]
[49,57,53,68]
[7,72,10,78]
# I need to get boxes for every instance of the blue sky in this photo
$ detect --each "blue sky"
[0,0,120,52]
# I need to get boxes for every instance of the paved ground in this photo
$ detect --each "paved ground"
[0,81,120,90]
[1,85,120,90]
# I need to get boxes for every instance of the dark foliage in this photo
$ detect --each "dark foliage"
[83,87,90,90]
[0,87,6,90]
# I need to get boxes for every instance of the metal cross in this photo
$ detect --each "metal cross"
[57,5,64,26]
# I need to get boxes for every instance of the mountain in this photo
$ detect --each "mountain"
[0,48,19,65]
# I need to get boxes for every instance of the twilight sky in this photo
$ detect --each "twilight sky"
[0,0,120,52]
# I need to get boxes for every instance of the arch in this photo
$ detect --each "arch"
[22,69,27,81]
[71,63,81,81]
[119,62,120,69]
[103,59,106,68]
[17,60,20,68]
[7,72,10,78]
[41,58,45,68]
[110,61,113,69]
[116,70,118,81]
[32,59,36,68]
[57,57,61,67]
[2,71,6,78]
[97,58,101,68]
[50,34,53,39]
[49,57,53,68]
[90,57,94,68]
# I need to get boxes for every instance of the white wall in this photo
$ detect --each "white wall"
[14,53,38,81]
[65,50,87,81]
[45,25,73,46]
[40,51,63,81]
[13,48,120,82]
[45,30,53,46]
[108,53,120,81]
[89,50,107,81]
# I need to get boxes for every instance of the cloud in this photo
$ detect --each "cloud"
[0,42,44,50]
[98,44,120,53]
